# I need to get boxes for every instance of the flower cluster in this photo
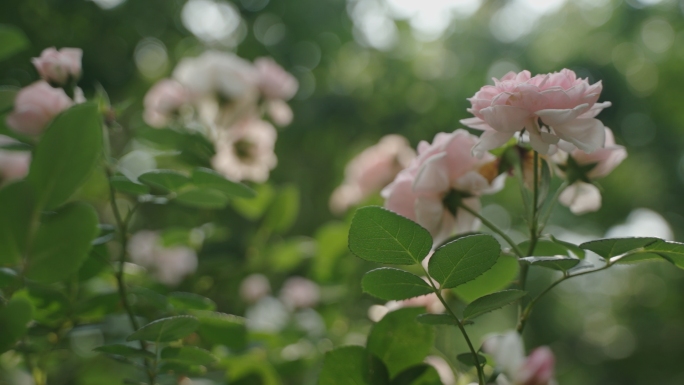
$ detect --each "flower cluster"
[143,51,298,183]
[127,231,198,286]
[6,47,84,136]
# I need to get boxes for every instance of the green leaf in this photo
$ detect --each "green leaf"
[462,290,526,320]
[126,315,199,342]
[415,314,458,326]
[26,202,99,283]
[368,307,434,378]
[0,181,34,266]
[579,237,660,260]
[453,254,519,303]
[267,238,312,272]
[313,222,351,282]
[28,103,103,210]
[168,292,216,311]
[550,235,585,259]
[95,344,155,359]
[231,183,275,220]
[518,239,571,257]
[263,184,299,233]
[0,268,19,288]
[0,25,29,61]
[174,187,229,209]
[193,311,247,351]
[456,353,487,368]
[362,268,433,301]
[519,256,580,272]
[191,168,255,198]
[390,364,442,385]
[110,175,150,195]
[117,150,157,183]
[319,346,390,385]
[428,234,500,289]
[349,206,432,265]
[0,297,33,353]
[78,243,110,281]
[634,240,684,268]
[138,170,190,192]
[161,346,217,365]
[0,87,17,113]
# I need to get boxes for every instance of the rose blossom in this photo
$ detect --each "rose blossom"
[382,129,503,245]
[6,81,74,136]
[266,99,294,126]
[128,231,198,286]
[32,47,83,86]
[279,277,320,309]
[173,51,259,99]
[143,79,190,128]
[0,135,31,183]
[555,127,626,214]
[461,69,611,156]
[211,117,278,183]
[330,134,416,214]
[482,331,557,385]
[255,57,299,101]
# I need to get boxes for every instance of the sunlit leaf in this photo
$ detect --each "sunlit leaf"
[362,268,433,301]
[319,346,390,385]
[462,290,526,320]
[428,234,500,289]
[519,256,580,271]
[579,237,660,260]
[453,254,519,303]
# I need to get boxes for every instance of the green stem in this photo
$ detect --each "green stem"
[459,203,524,258]
[517,261,613,332]
[420,267,486,385]
[537,181,568,235]
[527,151,540,256]
[106,168,156,385]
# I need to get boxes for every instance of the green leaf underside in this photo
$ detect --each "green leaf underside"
[628,240,684,269]
[368,307,434,378]
[579,237,660,259]
[519,256,580,271]
[456,353,487,367]
[28,103,103,210]
[428,234,501,289]
[319,346,390,385]
[349,206,433,265]
[454,254,519,303]
[390,364,442,385]
[138,170,190,192]
[160,346,217,365]
[415,314,458,326]
[126,315,199,342]
[462,290,526,320]
[362,268,433,301]
[26,202,99,283]
[95,344,155,359]
[175,187,228,209]
[192,167,255,198]
[110,175,150,195]
[0,181,34,266]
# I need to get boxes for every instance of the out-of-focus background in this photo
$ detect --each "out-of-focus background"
[3,0,684,384]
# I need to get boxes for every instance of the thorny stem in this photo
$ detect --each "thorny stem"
[458,203,524,258]
[106,168,156,385]
[419,265,486,385]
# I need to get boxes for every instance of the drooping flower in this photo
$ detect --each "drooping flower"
[555,127,626,214]
[461,69,610,156]
[127,231,198,286]
[279,277,320,309]
[255,57,299,101]
[330,134,416,214]
[6,81,74,136]
[482,331,557,385]
[382,129,503,245]
[32,47,83,86]
[143,79,191,128]
[211,117,278,183]
[0,135,31,183]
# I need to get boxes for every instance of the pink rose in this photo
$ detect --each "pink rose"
[568,127,627,180]
[143,79,190,128]
[517,347,556,385]
[279,277,320,309]
[461,69,611,156]
[482,331,557,385]
[32,47,83,86]
[330,135,416,214]
[6,81,74,136]
[382,129,503,245]
[255,57,298,100]
[0,135,31,183]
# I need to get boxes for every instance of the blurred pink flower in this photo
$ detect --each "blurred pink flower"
[382,129,503,245]
[279,277,320,309]
[255,57,298,101]
[266,99,294,126]
[211,117,277,183]
[143,79,190,128]
[0,135,31,183]
[6,81,73,136]
[330,134,416,214]
[555,128,626,214]
[173,51,259,99]
[32,47,83,86]
[386,292,445,315]
[482,331,557,385]
[128,231,197,286]
[461,69,610,156]
[240,274,272,304]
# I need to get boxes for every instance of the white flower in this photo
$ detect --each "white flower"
[279,277,320,309]
[127,231,198,286]
[482,331,557,385]
[240,274,271,303]
[211,117,277,182]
